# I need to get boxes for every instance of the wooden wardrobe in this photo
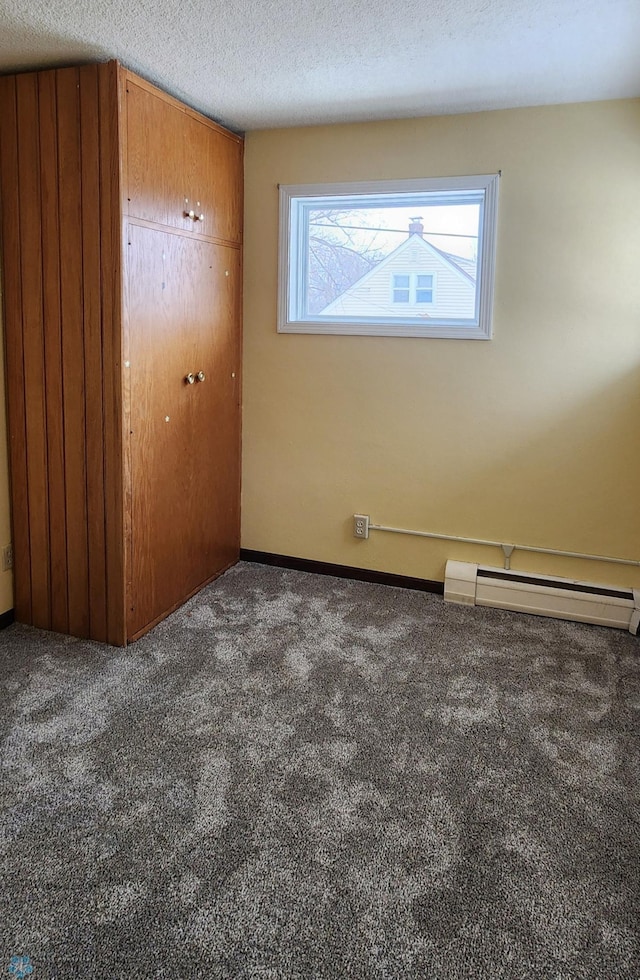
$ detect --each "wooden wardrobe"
[0,62,243,645]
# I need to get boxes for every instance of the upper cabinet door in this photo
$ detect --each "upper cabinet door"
[125,79,190,230]
[184,115,243,243]
[125,76,243,241]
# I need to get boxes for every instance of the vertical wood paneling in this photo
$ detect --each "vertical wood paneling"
[39,70,69,635]
[79,65,107,642]
[16,74,50,629]
[0,76,32,623]
[57,67,90,638]
[98,61,126,645]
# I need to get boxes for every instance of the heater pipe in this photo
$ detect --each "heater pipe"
[367,522,640,570]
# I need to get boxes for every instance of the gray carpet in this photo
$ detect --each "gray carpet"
[1,561,639,979]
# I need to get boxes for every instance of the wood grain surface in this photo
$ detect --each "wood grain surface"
[0,61,242,644]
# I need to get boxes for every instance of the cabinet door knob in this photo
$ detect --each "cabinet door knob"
[197,213,204,222]
[196,370,206,382]
[185,209,195,219]
[185,373,195,384]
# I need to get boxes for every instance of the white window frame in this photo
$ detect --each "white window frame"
[277,174,499,340]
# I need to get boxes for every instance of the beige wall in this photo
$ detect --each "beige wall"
[242,100,640,588]
[1,100,638,617]
[0,283,14,612]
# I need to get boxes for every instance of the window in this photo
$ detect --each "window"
[392,273,435,304]
[392,275,410,303]
[278,174,499,339]
[416,274,434,304]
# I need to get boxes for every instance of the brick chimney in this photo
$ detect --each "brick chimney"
[408,216,424,237]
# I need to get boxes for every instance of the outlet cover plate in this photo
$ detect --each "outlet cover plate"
[353,514,370,539]
[2,544,13,571]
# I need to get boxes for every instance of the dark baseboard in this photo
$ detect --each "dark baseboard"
[0,608,15,629]
[239,550,444,595]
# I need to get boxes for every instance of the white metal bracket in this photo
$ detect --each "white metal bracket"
[501,544,515,570]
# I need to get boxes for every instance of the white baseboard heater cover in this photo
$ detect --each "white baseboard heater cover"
[444,560,640,634]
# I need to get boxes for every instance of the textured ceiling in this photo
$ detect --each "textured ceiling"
[0,0,638,131]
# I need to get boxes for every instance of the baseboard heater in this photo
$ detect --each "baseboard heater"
[444,560,640,634]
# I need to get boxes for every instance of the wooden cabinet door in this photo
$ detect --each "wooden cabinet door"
[127,224,241,638]
[125,79,190,231]
[189,242,242,587]
[184,115,243,243]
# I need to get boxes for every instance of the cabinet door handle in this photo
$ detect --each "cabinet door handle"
[185,209,195,219]
[196,370,206,382]
[185,373,195,384]
[197,213,204,222]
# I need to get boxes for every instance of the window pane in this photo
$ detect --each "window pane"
[305,201,480,320]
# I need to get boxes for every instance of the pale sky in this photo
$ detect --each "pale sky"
[309,204,480,260]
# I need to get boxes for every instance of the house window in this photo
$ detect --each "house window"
[278,174,499,339]
[392,275,410,303]
[391,273,435,304]
[416,274,434,303]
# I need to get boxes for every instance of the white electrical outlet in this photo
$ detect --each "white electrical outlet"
[2,543,13,571]
[353,514,370,539]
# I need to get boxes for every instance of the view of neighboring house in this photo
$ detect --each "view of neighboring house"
[319,219,477,320]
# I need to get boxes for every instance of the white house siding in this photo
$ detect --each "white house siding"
[319,237,476,319]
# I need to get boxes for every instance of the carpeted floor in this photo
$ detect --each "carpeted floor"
[1,561,639,979]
